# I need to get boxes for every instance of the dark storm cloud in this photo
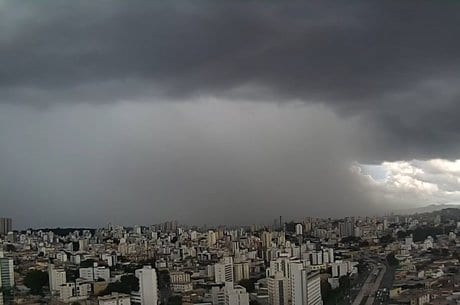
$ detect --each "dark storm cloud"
[2,1,460,227]
[0,102,382,228]
[1,1,457,102]
[1,1,460,158]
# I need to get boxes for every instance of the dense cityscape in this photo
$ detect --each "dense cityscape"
[3,2,460,305]
[2,208,460,305]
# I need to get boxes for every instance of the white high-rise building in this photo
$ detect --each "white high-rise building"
[233,261,250,282]
[208,230,217,247]
[49,264,67,294]
[290,262,322,305]
[101,252,118,267]
[215,257,234,284]
[212,286,226,305]
[267,255,299,302]
[79,263,110,282]
[328,248,334,263]
[59,280,91,303]
[266,254,297,278]
[0,252,14,290]
[268,272,289,305]
[223,282,249,305]
[132,266,158,305]
[331,262,348,278]
[190,230,198,240]
[295,224,303,236]
[261,231,272,249]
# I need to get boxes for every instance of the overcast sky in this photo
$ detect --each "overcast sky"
[2,1,460,228]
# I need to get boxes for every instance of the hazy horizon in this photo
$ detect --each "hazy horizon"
[2,1,460,228]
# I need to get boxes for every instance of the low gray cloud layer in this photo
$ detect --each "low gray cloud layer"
[0,101,382,227]
[1,1,460,227]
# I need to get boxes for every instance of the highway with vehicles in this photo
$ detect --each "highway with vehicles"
[351,255,394,305]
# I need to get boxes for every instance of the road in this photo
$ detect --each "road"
[372,260,395,305]
[351,256,394,305]
[365,263,386,305]
[327,259,372,305]
[351,260,377,305]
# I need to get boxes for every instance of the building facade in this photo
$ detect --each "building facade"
[0,252,14,290]
[215,257,234,284]
[49,264,67,294]
[0,218,12,237]
[268,272,289,305]
[290,262,322,305]
[133,266,158,305]
[99,292,132,305]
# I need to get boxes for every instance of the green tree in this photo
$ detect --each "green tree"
[169,295,182,305]
[386,253,399,267]
[66,268,80,282]
[158,270,170,289]
[80,259,96,268]
[320,280,332,300]
[105,275,139,294]
[24,270,49,295]
[238,279,255,293]
[396,231,409,239]
[4,244,16,252]
[379,235,395,245]
[338,275,350,290]
[340,236,361,244]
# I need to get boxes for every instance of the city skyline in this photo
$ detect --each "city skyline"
[2,2,460,228]
[2,199,460,305]
[2,204,454,231]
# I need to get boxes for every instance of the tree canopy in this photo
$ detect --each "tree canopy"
[24,270,49,295]
[238,279,255,293]
[105,275,139,294]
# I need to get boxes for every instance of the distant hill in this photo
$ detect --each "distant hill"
[393,204,460,215]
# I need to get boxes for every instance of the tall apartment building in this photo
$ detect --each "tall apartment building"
[215,257,234,284]
[59,280,92,303]
[208,230,217,247]
[0,252,14,290]
[268,272,289,305]
[290,262,322,305]
[212,285,227,305]
[339,220,355,238]
[295,224,303,236]
[266,254,299,302]
[261,231,272,249]
[225,283,250,305]
[233,261,250,282]
[0,218,12,237]
[48,264,67,294]
[79,263,110,282]
[213,282,250,305]
[132,266,158,305]
[170,271,192,293]
[266,254,295,278]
